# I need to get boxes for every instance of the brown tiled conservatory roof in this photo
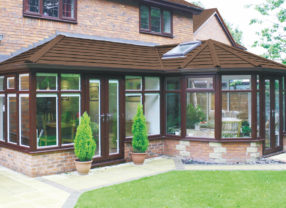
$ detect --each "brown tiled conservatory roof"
[1,35,286,72]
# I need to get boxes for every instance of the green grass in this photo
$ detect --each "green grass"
[75,171,286,208]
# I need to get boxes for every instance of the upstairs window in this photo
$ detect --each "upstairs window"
[24,0,77,23]
[140,5,172,37]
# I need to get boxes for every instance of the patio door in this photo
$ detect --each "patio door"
[263,77,283,155]
[88,77,124,163]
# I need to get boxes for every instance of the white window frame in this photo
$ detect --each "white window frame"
[7,94,17,144]
[0,76,4,91]
[7,77,15,90]
[61,93,81,146]
[145,93,161,136]
[36,73,58,92]
[19,73,29,91]
[60,74,81,91]
[36,94,58,149]
[109,80,120,155]
[0,94,5,141]
[125,76,142,91]
[19,94,29,147]
[125,93,143,138]
[89,79,101,158]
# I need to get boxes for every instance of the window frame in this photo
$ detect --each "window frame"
[0,94,5,142]
[125,76,161,138]
[23,0,77,23]
[185,76,215,139]
[221,74,255,140]
[139,4,173,38]
[7,94,17,145]
[19,94,30,147]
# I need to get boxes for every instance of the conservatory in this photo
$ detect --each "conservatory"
[0,35,286,176]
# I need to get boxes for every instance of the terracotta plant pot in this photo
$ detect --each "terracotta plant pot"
[131,153,147,165]
[75,160,92,175]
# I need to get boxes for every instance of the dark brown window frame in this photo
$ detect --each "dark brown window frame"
[185,75,216,140]
[35,72,82,150]
[23,0,78,24]
[125,76,161,139]
[139,4,173,38]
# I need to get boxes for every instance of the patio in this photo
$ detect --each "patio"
[1,155,286,208]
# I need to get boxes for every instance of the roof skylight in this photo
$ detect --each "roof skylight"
[162,41,201,59]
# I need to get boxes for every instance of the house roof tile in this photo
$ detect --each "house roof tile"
[1,35,285,72]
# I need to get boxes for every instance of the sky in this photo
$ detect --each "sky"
[187,0,269,54]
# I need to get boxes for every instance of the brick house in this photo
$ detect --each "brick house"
[0,0,286,177]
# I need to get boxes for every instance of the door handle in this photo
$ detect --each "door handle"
[100,114,105,122]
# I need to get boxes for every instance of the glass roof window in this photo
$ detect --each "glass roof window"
[162,41,201,59]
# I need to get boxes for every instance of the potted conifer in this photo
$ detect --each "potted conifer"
[74,112,96,175]
[131,104,149,165]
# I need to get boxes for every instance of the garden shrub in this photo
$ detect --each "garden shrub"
[132,104,149,153]
[74,112,96,161]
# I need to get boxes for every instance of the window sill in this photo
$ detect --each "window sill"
[140,30,173,38]
[23,13,77,24]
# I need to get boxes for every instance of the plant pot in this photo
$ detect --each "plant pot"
[131,153,147,165]
[75,160,92,175]
[195,124,200,130]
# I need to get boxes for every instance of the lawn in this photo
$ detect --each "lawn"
[75,171,286,208]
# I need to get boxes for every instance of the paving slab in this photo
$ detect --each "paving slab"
[0,166,69,208]
[184,164,286,171]
[268,153,286,163]
[43,157,175,191]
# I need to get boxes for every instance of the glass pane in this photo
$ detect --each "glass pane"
[61,74,80,90]
[36,73,57,91]
[20,96,30,146]
[151,7,161,32]
[89,80,101,156]
[222,75,251,90]
[257,92,260,137]
[163,42,201,58]
[186,92,215,138]
[140,5,149,30]
[265,80,271,148]
[275,80,280,147]
[28,0,39,13]
[125,76,142,91]
[163,10,171,33]
[7,77,15,89]
[222,92,252,138]
[20,74,29,91]
[62,0,74,18]
[61,95,80,145]
[166,78,180,90]
[145,77,160,90]
[43,0,59,17]
[0,77,4,91]
[8,96,17,143]
[188,77,213,89]
[166,93,181,135]
[109,80,119,155]
[36,96,57,147]
[0,96,4,141]
[145,94,160,135]
[125,94,141,137]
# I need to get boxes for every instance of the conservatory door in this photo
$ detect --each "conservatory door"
[89,77,124,163]
[263,77,283,155]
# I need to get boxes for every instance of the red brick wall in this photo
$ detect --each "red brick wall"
[0,147,76,177]
[164,139,262,163]
[0,0,194,56]
[124,139,164,161]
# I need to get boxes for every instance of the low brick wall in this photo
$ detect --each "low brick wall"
[0,147,76,177]
[0,139,263,176]
[124,140,164,161]
[164,139,262,163]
